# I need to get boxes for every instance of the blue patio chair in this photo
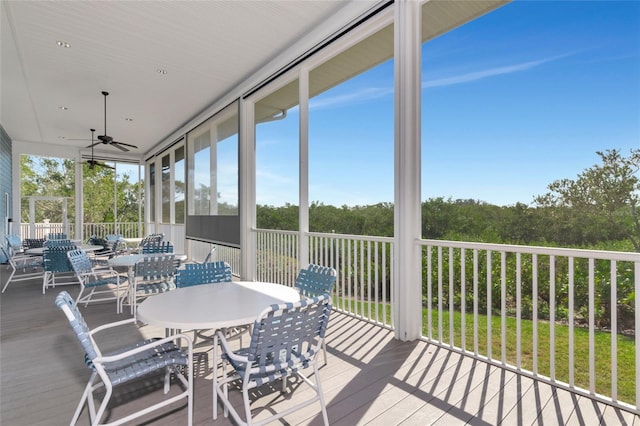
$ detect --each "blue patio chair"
[23,238,45,249]
[214,294,332,426]
[294,263,337,298]
[141,240,174,254]
[48,232,68,240]
[67,249,125,313]
[175,261,240,344]
[123,255,178,316]
[0,245,43,293]
[294,264,336,365]
[55,291,193,426]
[175,261,232,288]
[44,238,74,247]
[42,244,78,294]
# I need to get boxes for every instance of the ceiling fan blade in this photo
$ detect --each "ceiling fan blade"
[86,141,102,149]
[96,162,115,170]
[112,143,129,152]
[112,141,138,149]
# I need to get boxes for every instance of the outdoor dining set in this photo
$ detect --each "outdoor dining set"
[2,232,337,426]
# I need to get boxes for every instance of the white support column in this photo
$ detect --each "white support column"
[393,0,422,341]
[299,69,310,269]
[75,157,84,241]
[239,98,257,281]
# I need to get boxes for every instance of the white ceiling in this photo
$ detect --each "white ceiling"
[1,0,377,159]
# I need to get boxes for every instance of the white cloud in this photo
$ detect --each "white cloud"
[422,54,572,89]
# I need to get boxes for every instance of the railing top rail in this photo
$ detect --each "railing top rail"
[419,238,640,262]
[253,228,394,244]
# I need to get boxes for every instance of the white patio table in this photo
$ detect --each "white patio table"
[24,244,103,255]
[136,280,300,418]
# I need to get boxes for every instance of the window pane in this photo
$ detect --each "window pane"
[161,154,170,223]
[308,25,394,236]
[255,79,300,230]
[187,101,239,216]
[149,163,155,222]
[175,145,185,224]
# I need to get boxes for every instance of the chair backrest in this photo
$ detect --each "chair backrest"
[44,245,76,273]
[247,295,332,369]
[134,255,177,280]
[55,291,99,361]
[23,238,45,249]
[175,261,231,288]
[6,234,23,253]
[44,238,74,248]
[142,241,174,254]
[294,264,337,298]
[48,233,68,240]
[67,249,94,275]
[139,233,164,246]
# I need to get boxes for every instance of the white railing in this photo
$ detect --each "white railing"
[20,222,141,240]
[254,228,640,413]
[419,239,640,414]
[255,229,394,329]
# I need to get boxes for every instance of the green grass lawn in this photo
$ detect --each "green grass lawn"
[334,297,636,404]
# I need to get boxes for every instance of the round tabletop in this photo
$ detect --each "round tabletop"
[107,253,187,268]
[25,244,104,255]
[137,281,300,330]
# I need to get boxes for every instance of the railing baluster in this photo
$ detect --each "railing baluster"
[438,246,443,343]
[473,249,478,356]
[516,252,521,370]
[550,255,556,382]
[532,253,538,376]
[427,246,433,341]
[611,260,617,402]
[487,250,492,360]
[501,251,507,365]
[449,247,454,348]
[589,258,595,395]
[569,256,575,388]
[461,248,466,353]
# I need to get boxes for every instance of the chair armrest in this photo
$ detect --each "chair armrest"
[217,330,250,364]
[95,333,193,364]
[90,318,138,336]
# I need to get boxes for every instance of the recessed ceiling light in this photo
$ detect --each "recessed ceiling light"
[125,117,133,121]
[59,106,68,110]
[56,40,70,48]
[156,68,167,75]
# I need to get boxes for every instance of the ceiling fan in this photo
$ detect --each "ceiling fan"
[86,128,115,170]
[86,91,138,152]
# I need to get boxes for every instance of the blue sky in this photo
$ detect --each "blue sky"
[255,0,640,207]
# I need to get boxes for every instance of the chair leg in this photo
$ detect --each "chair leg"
[314,364,330,426]
[93,383,113,426]
[242,386,253,426]
[71,372,97,425]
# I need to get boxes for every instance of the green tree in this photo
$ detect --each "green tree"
[534,149,640,251]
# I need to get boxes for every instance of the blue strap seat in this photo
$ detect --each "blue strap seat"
[55,291,193,425]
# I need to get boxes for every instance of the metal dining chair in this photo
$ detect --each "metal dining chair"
[42,244,79,294]
[214,294,332,426]
[55,291,193,426]
[67,249,125,312]
[141,240,174,254]
[124,255,178,316]
[294,263,337,365]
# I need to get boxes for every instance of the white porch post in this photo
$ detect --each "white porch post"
[299,68,310,268]
[239,98,257,281]
[393,0,422,341]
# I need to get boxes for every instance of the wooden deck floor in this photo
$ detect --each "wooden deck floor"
[2,265,639,426]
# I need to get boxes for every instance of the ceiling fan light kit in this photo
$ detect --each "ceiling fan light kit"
[86,128,115,170]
